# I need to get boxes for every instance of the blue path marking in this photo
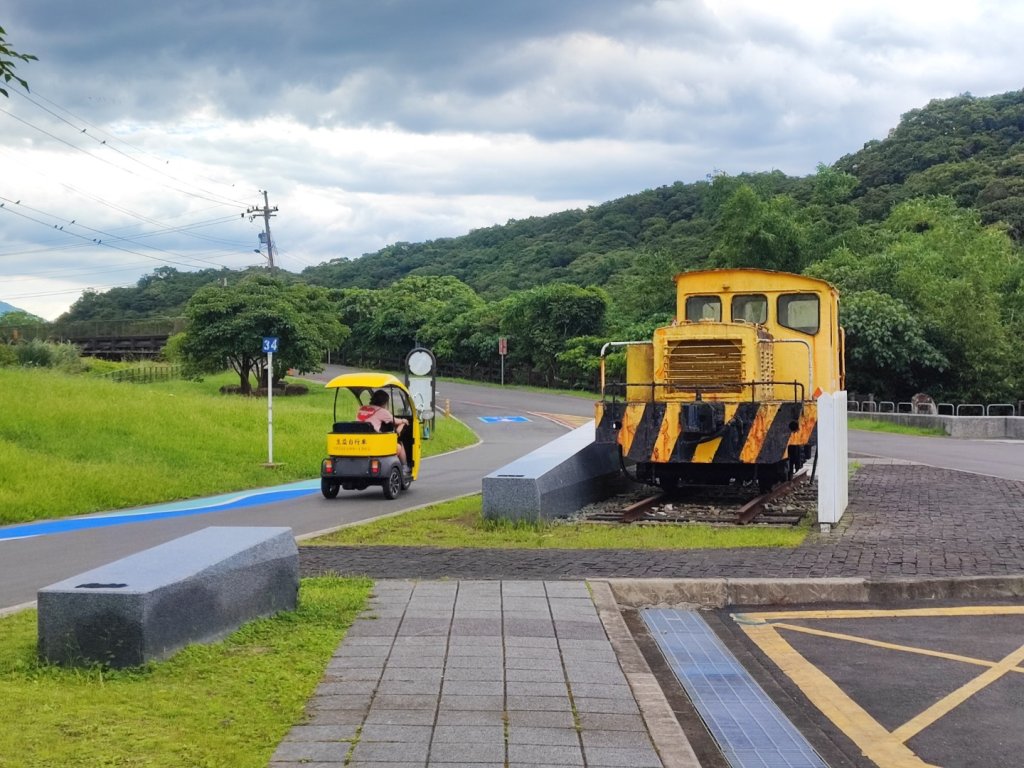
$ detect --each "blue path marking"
[0,480,320,542]
[643,608,827,768]
[478,415,530,423]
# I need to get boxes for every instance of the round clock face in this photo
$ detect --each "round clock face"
[408,350,433,376]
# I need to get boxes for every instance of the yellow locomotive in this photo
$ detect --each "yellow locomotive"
[595,268,844,491]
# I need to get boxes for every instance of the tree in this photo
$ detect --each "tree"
[811,196,1024,400]
[0,26,36,97]
[711,185,808,272]
[179,275,345,394]
[501,284,608,385]
[838,290,947,397]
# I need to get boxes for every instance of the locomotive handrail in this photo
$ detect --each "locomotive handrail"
[598,340,652,394]
[600,380,806,403]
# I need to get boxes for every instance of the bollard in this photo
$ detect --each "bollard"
[445,398,451,417]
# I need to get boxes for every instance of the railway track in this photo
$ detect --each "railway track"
[580,469,816,527]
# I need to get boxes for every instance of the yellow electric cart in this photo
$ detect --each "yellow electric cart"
[320,372,423,500]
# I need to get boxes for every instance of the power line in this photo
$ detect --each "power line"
[1,107,245,209]
[20,90,251,206]
[0,196,247,272]
[10,89,249,208]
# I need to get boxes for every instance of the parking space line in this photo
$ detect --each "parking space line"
[740,623,935,768]
[735,605,1024,768]
[768,622,1024,673]
[742,605,1024,621]
[891,641,1024,743]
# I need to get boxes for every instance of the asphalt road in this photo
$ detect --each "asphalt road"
[0,371,592,610]
[850,429,1024,481]
[2,371,1021,611]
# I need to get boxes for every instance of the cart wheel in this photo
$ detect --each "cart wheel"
[321,479,340,499]
[382,466,403,499]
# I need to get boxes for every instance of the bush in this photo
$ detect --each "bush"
[12,340,83,372]
[0,344,16,367]
[15,339,55,367]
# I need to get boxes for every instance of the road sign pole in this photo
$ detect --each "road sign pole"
[267,350,274,464]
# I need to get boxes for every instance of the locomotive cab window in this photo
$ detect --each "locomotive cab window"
[685,295,722,322]
[731,294,767,324]
[777,293,820,334]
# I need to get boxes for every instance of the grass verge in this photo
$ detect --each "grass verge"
[0,368,477,525]
[305,494,809,549]
[0,576,371,768]
[848,417,946,436]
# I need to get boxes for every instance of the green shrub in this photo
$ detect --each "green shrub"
[49,342,83,373]
[15,339,55,367]
[0,344,16,367]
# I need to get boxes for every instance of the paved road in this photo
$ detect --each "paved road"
[0,371,590,610]
[850,429,1024,481]
[3,370,1023,612]
[707,600,1024,768]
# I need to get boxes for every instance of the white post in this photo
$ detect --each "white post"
[266,350,274,465]
[816,391,848,530]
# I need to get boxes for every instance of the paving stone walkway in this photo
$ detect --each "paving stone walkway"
[270,580,667,768]
[300,465,1024,580]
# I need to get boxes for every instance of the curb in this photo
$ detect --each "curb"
[600,575,1024,608]
[589,581,702,768]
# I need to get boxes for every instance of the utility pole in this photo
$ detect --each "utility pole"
[246,191,278,272]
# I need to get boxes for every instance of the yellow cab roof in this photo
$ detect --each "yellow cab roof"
[325,372,409,394]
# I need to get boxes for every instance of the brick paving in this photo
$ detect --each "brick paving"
[300,464,1024,581]
[278,463,1024,768]
[270,580,668,768]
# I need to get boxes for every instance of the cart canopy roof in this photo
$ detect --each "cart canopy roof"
[324,372,409,395]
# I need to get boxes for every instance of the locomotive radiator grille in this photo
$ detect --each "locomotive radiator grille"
[664,339,744,394]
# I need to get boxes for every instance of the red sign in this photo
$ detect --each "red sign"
[498,337,508,356]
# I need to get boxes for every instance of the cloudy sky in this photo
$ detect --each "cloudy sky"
[2,1,1022,319]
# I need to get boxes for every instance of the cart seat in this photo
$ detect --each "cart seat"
[332,421,376,434]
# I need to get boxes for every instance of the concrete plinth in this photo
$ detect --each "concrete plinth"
[482,421,627,522]
[37,526,299,668]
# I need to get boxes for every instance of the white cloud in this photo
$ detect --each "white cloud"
[1,0,1022,319]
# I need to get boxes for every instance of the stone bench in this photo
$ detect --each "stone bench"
[482,421,631,522]
[37,526,299,668]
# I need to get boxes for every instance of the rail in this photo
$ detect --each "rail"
[600,379,806,403]
[97,365,182,384]
[847,400,1020,417]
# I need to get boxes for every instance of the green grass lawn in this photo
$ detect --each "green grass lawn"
[306,493,810,549]
[848,417,946,436]
[0,576,371,768]
[0,368,477,525]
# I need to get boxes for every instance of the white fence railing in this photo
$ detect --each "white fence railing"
[847,400,1020,416]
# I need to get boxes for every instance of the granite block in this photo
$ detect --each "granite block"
[37,526,298,668]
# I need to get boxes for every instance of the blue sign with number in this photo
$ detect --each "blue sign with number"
[262,336,279,354]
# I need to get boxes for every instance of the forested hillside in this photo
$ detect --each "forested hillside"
[50,89,1024,402]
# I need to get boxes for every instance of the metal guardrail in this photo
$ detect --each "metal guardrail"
[956,403,984,416]
[848,400,1018,416]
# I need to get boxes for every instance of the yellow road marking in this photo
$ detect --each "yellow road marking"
[737,605,1024,622]
[529,412,593,429]
[735,605,1024,767]
[768,622,1024,675]
[892,641,1024,743]
[741,623,939,768]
